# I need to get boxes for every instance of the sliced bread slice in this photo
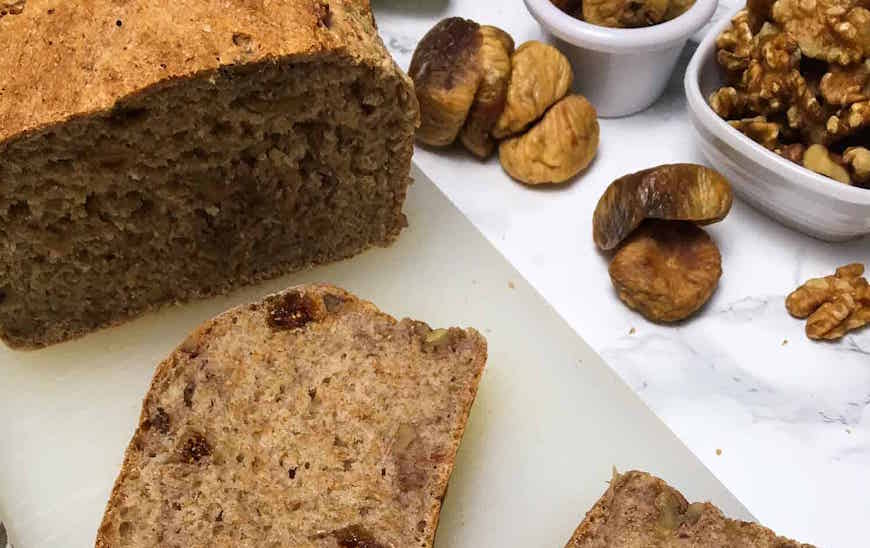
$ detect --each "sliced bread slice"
[96,284,486,547]
[566,470,814,547]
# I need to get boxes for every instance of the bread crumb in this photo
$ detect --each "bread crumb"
[846,428,852,434]
[715,448,722,456]
[508,281,515,289]
[629,327,636,335]
[782,339,788,346]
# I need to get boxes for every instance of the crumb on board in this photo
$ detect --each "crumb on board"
[715,448,722,456]
[846,428,852,434]
[508,281,515,289]
[782,339,788,346]
[629,327,636,335]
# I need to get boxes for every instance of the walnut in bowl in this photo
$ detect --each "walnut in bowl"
[685,6,870,241]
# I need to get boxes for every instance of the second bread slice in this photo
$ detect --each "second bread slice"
[96,284,487,547]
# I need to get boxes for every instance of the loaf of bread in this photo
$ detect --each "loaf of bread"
[566,470,814,547]
[0,1,418,348]
[96,284,487,547]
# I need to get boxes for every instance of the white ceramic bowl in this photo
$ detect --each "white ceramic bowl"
[685,7,870,242]
[523,0,717,117]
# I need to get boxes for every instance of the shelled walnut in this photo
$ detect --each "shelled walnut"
[844,146,870,183]
[550,0,695,27]
[593,164,733,323]
[410,19,600,185]
[709,5,870,188]
[787,263,870,340]
[802,144,851,183]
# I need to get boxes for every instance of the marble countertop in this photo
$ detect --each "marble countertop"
[375,1,870,547]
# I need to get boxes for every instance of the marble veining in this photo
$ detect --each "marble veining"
[375,2,870,546]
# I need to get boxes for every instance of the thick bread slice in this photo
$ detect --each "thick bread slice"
[566,470,814,547]
[0,0,418,349]
[96,284,486,548]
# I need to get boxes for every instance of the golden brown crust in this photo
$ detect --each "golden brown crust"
[0,0,412,148]
[566,470,815,547]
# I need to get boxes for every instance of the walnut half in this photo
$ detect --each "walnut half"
[786,263,870,340]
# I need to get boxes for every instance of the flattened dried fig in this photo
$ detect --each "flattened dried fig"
[593,164,734,251]
[609,221,722,322]
[492,41,573,138]
[499,95,599,185]
[459,26,514,158]
[409,18,483,146]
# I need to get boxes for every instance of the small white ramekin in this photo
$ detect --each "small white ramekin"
[523,0,717,117]
[685,7,870,242]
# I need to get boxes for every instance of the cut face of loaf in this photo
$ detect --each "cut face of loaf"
[0,0,418,348]
[96,284,487,548]
[566,470,815,547]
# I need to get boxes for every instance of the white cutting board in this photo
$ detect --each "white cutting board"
[0,167,751,547]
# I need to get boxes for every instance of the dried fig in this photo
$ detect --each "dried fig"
[409,18,484,146]
[664,0,696,21]
[499,95,599,185]
[459,26,515,158]
[609,221,723,323]
[492,41,573,139]
[583,0,670,28]
[592,164,734,251]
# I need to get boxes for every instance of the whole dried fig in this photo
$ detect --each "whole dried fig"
[609,221,723,323]
[499,95,599,185]
[492,41,573,139]
[409,18,484,146]
[459,26,515,158]
[592,164,734,251]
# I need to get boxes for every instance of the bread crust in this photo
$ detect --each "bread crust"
[0,0,413,147]
[566,470,815,547]
[0,0,420,349]
[96,284,486,547]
